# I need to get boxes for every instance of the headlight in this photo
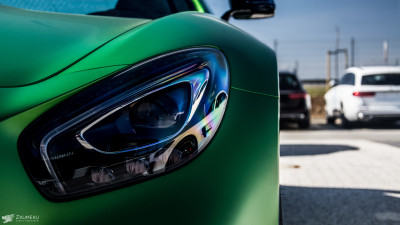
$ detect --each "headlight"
[18,48,229,201]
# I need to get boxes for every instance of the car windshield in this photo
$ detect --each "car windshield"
[0,0,117,14]
[361,74,400,85]
[0,0,197,18]
[279,74,301,90]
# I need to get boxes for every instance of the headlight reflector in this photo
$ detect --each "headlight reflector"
[19,48,229,200]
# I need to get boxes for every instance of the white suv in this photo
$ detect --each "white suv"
[324,66,400,127]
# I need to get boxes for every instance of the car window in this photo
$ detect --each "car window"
[361,74,400,85]
[0,0,118,14]
[339,73,355,85]
[0,0,196,18]
[279,74,301,90]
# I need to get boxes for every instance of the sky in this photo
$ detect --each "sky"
[205,0,400,80]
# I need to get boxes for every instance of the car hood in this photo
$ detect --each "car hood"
[0,5,149,87]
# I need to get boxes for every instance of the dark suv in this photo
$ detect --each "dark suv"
[279,72,311,128]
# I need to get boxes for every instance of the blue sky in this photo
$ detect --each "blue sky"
[205,0,400,79]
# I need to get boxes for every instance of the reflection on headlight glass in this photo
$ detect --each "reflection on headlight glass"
[78,83,191,153]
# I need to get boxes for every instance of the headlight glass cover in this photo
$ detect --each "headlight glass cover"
[18,48,229,200]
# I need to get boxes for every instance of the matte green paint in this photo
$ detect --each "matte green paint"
[0,7,279,225]
[0,5,148,87]
[232,86,279,98]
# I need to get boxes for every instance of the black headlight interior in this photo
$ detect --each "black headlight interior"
[18,48,229,201]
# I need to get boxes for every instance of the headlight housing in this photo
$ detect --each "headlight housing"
[18,48,229,201]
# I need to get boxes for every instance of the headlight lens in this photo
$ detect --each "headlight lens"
[76,82,192,153]
[19,48,229,200]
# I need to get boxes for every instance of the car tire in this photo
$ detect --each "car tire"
[340,104,352,128]
[326,116,335,124]
[298,118,310,129]
[279,193,283,225]
[341,112,352,128]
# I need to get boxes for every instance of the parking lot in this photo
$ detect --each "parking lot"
[280,119,400,225]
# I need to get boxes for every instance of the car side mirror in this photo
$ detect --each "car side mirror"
[222,0,276,21]
[329,79,338,88]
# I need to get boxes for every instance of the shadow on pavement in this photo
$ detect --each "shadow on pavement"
[280,119,400,131]
[281,186,400,225]
[341,122,400,130]
[280,121,340,131]
[280,144,358,156]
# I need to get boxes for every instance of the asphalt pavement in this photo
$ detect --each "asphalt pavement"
[280,118,400,225]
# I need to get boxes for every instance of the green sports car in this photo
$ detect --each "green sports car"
[0,1,279,224]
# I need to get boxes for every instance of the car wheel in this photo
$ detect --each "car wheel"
[279,193,283,225]
[298,118,310,129]
[340,104,352,128]
[326,116,335,124]
[341,112,352,128]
